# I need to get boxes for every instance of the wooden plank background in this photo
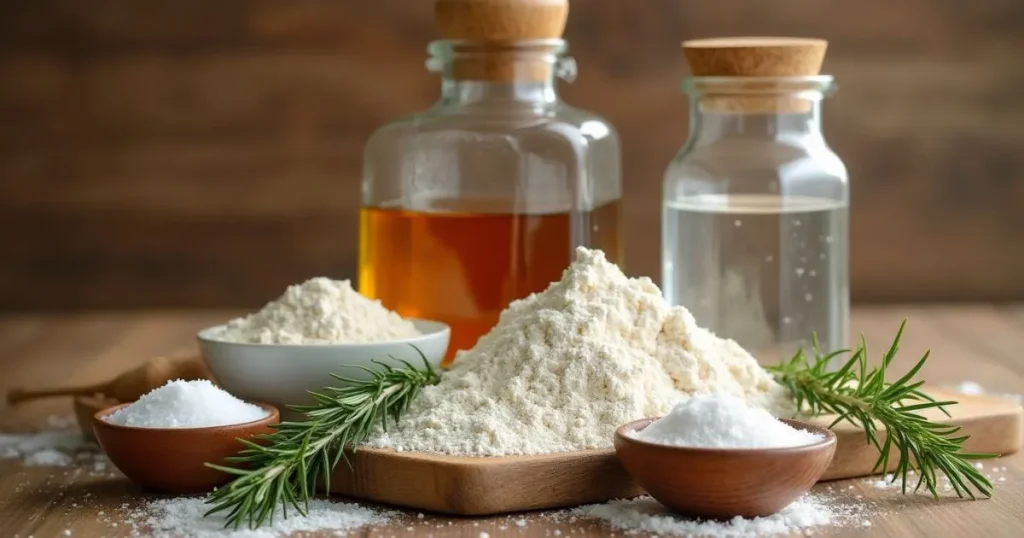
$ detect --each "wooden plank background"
[1,0,1022,309]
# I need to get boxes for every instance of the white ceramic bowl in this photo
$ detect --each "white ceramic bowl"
[197,319,449,417]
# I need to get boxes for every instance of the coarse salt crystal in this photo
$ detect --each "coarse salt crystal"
[104,380,267,428]
[629,395,822,449]
[956,381,985,395]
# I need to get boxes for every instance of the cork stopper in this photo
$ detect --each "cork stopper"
[682,37,829,114]
[434,0,569,82]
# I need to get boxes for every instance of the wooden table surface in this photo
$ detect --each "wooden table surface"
[1,307,1023,537]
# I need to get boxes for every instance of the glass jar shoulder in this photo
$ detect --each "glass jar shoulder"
[549,103,620,147]
[362,103,621,208]
[664,136,848,204]
[364,102,619,151]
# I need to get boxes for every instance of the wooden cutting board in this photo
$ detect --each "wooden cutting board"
[330,390,1023,516]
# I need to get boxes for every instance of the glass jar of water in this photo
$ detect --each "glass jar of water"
[662,38,849,364]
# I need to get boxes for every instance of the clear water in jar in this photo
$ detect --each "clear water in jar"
[662,193,849,365]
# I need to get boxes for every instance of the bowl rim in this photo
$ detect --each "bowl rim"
[93,401,280,433]
[615,416,837,455]
[195,317,451,349]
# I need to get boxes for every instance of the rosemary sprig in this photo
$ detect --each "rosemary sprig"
[203,347,440,529]
[768,320,996,499]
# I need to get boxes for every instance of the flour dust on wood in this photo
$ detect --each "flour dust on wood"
[368,247,791,456]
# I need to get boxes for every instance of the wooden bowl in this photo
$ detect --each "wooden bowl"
[614,417,836,518]
[92,402,280,494]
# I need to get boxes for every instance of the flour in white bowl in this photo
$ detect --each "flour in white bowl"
[217,277,420,344]
[367,247,791,456]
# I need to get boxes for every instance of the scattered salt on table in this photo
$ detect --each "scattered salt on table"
[104,380,267,428]
[630,394,823,449]
[0,423,108,470]
[23,448,74,467]
[126,497,390,538]
[576,495,832,537]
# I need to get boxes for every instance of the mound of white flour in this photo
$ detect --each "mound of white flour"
[367,247,790,456]
[218,277,420,344]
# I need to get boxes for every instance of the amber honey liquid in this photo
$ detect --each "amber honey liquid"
[359,199,622,365]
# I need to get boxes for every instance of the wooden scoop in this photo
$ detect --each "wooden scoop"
[6,354,212,405]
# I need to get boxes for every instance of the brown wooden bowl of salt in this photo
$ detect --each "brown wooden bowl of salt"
[92,380,279,494]
[614,396,836,519]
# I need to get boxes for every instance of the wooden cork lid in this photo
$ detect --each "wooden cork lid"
[683,37,827,77]
[435,0,568,41]
[681,37,829,114]
[434,0,569,82]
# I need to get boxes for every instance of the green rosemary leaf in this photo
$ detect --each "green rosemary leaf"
[827,354,857,389]
[296,432,310,498]
[203,463,253,477]
[877,432,894,476]
[896,435,911,494]
[204,345,441,530]
[898,400,958,413]
[768,320,995,499]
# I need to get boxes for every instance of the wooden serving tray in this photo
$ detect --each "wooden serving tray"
[330,390,1023,516]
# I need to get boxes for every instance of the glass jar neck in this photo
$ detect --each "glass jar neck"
[428,39,571,106]
[690,101,823,142]
[440,78,558,105]
[683,76,834,145]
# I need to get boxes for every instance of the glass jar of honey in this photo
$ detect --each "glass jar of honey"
[359,0,623,364]
[662,38,849,365]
